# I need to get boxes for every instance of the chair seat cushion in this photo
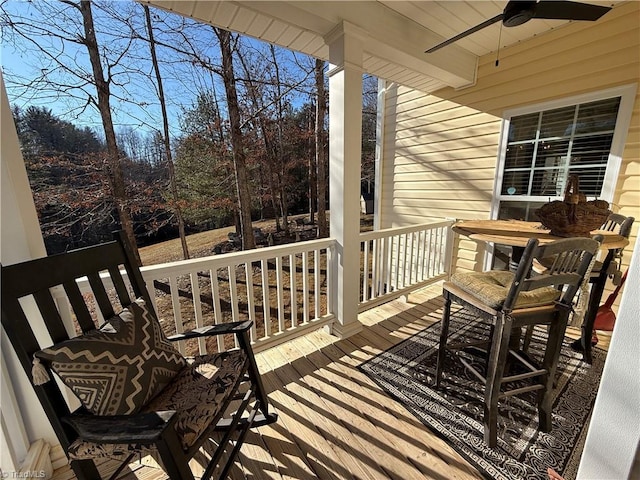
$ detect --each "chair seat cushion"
[67,350,247,460]
[450,270,561,309]
[35,299,186,416]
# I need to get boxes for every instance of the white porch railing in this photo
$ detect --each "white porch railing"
[140,238,336,356]
[75,221,454,356]
[358,220,455,311]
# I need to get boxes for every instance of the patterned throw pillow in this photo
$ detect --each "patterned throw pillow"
[35,298,187,416]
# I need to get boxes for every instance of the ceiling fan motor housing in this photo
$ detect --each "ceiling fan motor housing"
[503,1,538,27]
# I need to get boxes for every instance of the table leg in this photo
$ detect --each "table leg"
[571,250,614,363]
[509,246,525,272]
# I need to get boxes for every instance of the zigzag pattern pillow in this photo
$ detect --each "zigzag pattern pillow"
[36,298,187,416]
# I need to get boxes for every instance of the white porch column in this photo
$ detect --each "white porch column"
[1,71,55,476]
[326,22,364,339]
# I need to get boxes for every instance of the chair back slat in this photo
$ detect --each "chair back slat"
[32,289,69,344]
[502,237,600,312]
[109,265,133,307]
[62,280,97,333]
[87,272,115,321]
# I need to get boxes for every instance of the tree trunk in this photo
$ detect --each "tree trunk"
[308,110,317,224]
[236,51,282,232]
[315,59,328,238]
[269,44,289,235]
[215,28,255,250]
[78,0,140,263]
[144,5,189,260]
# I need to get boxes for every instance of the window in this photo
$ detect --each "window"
[493,85,636,222]
[489,85,636,269]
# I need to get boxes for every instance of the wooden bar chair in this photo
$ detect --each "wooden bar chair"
[435,236,601,447]
[1,231,277,480]
[576,213,634,362]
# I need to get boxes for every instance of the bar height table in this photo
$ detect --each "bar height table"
[452,219,628,363]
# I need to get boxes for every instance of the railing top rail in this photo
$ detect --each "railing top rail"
[141,237,336,276]
[358,220,454,241]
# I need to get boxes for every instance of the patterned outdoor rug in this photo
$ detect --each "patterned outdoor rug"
[358,309,605,480]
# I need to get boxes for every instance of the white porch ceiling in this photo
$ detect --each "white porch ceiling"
[144,1,623,94]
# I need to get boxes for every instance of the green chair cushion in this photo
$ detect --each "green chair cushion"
[451,270,561,309]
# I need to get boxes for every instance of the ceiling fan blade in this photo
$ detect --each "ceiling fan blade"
[425,13,503,53]
[533,1,612,21]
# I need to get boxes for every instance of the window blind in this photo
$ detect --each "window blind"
[502,97,620,199]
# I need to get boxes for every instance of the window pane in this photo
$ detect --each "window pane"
[497,201,547,221]
[509,113,539,141]
[504,143,534,169]
[540,106,576,138]
[534,139,569,168]
[501,171,531,196]
[571,134,614,166]
[569,166,607,197]
[575,97,620,134]
[532,169,565,197]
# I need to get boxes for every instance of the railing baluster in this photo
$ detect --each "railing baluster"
[417,230,425,282]
[385,236,392,294]
[362,239,370,302]
[428,228,435,277]
[245,262,257,343]
[289,254,297,328]
[314,249,321,320]
[228,265,240,348]
[169,275,185,355]
[261,259,270,339]
[303,251,310,324]
[210,268,224,352]
[276,256,285,333]
[190,271,206,355]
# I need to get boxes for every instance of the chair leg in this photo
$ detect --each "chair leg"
[435,293,452,388]
[538,314,569,432]
[237,329,278,426]
[156,428,195,480]
[69,459,101,480]
[484,313,512,448]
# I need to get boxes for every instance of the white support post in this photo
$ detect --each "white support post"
[373,78,386,232]
[1,71,56,476]
[325,22,364,339]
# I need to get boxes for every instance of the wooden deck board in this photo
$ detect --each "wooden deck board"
[51,284,606,480]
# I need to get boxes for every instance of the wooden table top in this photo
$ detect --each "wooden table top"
[453,219,629,249]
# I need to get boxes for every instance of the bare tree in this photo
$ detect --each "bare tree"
[214,28,255,250]
[143,5,189,259]
[75,0,139,262]
[269,44,291,236]
[4,0,140,262]
[236,47,284,232]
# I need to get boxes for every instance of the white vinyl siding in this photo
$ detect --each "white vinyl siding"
[379,1,639,274]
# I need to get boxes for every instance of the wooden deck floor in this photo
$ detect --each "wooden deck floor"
[52,284,607,480]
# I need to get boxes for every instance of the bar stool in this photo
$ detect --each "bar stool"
[435,236,601,447]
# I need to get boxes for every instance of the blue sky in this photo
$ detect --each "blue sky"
[0,0,316,139]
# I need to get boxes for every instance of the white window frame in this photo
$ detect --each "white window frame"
[490,84,637,220]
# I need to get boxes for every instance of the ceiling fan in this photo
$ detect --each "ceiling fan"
[425,1,612,53]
